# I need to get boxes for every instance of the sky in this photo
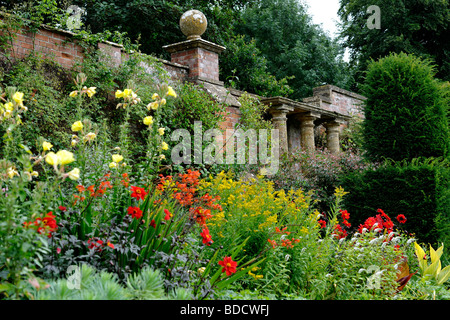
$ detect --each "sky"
[302,0,350,60]
[302,0,342,38]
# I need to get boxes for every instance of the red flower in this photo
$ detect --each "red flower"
[150,219,156,228]
[164,209,172,221]
[130,186,147,201]
[218,256,237,276]
[318,219,326,229]
[340,209,350,221]
[200,227,213,246]
[332,223,347,239]
[106,241,115,249]
[58,206,67,212]
[396,214,407,224]
[127,206,143,219]
[87,238,104,251]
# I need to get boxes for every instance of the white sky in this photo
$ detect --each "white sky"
[302,0,341,38]
[302,0,350,60]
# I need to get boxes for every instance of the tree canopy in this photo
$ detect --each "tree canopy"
[338,0,450,92]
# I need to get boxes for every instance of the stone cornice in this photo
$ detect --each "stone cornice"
[163,38,226,54]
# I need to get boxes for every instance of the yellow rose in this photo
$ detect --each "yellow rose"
[161,141,168,151]
[166,86,177,98]
[42,141,53,151]
[112,154,123,163]
[12,92,24,106]
[45,152,59,166]
[69,91,78,97]
[56,150,75,165]
[115,90,124,98]
[143,116,153,126]
[86,87,96,98]
[71,121,83,132]
[158,127,165,136]
[67,168,80,180]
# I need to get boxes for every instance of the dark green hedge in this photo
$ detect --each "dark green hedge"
[340,159,450,251]
[361,52,449,162]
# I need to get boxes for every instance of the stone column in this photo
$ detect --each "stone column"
[270,107,291,155]
[298,112,320,152]
[324,120,342,154]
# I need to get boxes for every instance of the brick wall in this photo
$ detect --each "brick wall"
[310,85,366,119]
[5,25,85,69]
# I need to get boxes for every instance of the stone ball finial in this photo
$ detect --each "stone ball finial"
[179,9,207,40]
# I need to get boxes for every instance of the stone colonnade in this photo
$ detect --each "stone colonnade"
[262,98,349,155]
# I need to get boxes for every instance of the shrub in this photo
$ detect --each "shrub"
[270,149,374,213]
[340,158,450,253]
[361,52,449,162]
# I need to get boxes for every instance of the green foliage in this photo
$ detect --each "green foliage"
[338,0,450,90]
[237,0,353,99]
[361,52,449,162]
[340,158,450,254]
[33,264,171,300]
[220,35,293,97]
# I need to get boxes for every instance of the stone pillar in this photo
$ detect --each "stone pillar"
[298,112,320,152]
[324,120,342,154]
[270,107,291,155]
[162,10,226,84]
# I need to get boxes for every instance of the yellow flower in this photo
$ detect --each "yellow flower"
[4,102,13,111]
[31,171,39,177]
[71,139,78,147]
[45,152,59,166]
[109,162,117,169]
[143,116,154,126]
[67,168,80,180]
[69,91,78,97]
[7,167,19,179]
[84,132,96,142]
[161,141,169,151]
[158,127,165,136]
[71,121,83,132]
[56,150,75,165]
[12,92,24,106]
[197,267,206,275]
[115,90,124,98]
[159,154,166,160]
[42,141,53,151]
[112,154,123,163]
[123,89,133,98]
[86,87,96,98]
[166,86,177,98]
[147,101,158,111]
[152,93,160,100]
[160,98,166,105]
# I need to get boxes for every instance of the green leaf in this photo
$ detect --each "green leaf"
[436,265,450,285]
